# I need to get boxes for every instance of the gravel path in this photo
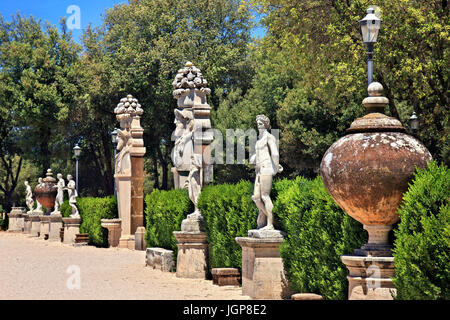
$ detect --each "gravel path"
[0,232,249,300]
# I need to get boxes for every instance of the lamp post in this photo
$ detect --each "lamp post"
[73,144,81,193]
[359,7,382,85]
[111,128,118,197]
[409,111,419,136]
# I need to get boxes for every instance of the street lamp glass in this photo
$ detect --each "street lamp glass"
[409,112,419,131]
[111,128,118,144]
[73,144,81,157]
[359,8,382,44]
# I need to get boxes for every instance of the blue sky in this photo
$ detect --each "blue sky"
[0,0,266,44]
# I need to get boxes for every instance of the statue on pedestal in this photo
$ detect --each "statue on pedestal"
[66,174,79,218]
[250,115,283,231]
[34,178,44,214]
[24,180,34,214]
[52,173,65,215]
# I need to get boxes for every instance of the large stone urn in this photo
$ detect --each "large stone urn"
[34,169,58,215]
[320,82,432,299]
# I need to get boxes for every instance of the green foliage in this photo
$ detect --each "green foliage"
[76,196,118,247]
[60,200,72,218]
[393,161,450,300]
[144,189,193,262]
[198,181,258,269]
[274,176,366,300]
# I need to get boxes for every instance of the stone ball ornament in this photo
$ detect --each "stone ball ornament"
[114,94,144,121]
[172,61,211,99]
[320,82,432,256]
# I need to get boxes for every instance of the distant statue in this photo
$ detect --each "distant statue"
[66,174,80,218]
[115,128,132,174]
[52,173,65,215]
[24,180,34,214]
[250,115,283,230]
[174,109,202,218]
[34,178,44,214]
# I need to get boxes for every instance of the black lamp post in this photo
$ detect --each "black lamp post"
[409,111,419,136]
[73,144,81,193]
[111,128,118,197]
[359,7,382,85]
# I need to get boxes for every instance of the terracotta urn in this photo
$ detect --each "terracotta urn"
[34,169,58,215]
[320,82,432,256]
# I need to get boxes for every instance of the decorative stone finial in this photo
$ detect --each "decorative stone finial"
[172,62,211,99]
[367,81,383,96]
[114,94,144,121]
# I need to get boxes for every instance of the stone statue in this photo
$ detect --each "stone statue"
[66,174,80,218]
[115,128,132,174]
[52,173,65,215]
[34,178,44,214]
[174,109,203,218]
[250,115,283,231]
[24,180,34,214]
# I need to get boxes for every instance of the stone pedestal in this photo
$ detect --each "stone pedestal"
[62,217,81,245]
[101,219,122,248]
[7,207,25,232]
[212,268,241,286]
[236,234,288,300]
[39,216,50,240]
[135,226,146,251]
[341,255,396,300]
[23,214,31,234]
[29,214,41,237]
[146,248,175,272]
[48,214,63,241]
[173,231,209,279]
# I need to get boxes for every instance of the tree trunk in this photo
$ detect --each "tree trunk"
[101,133,114,195]
[156,145,168,190]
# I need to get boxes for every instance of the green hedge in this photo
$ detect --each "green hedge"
[393,161,450,300]
[198,180,258,269]
[274,176,366,300]
[144,189,193,262]
[60,197,117,247]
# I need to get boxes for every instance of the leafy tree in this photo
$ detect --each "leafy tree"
[0,14,82,207]
[244,0,448,173]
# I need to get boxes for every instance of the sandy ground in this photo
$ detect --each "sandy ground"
[0,232,249,300]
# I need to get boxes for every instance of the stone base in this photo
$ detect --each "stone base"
[248,228,285,239]
[236,236,289,300]
[48,215,63,241]
[212,268,241,286]
[341,255,396,300]
[291,293,323,300]
[173,231,209,279]
[29,215,41,237]
[135,226,146,251]
[101,219,122,248]
[180,213,205,233]
[62,217,81,245]
[23,214,31,234]
[7,208,25,232]
[39,216,50,240]
[146,248,175,272]
[119,235,136,249]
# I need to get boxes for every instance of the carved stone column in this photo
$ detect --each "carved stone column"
[114,95,146,250]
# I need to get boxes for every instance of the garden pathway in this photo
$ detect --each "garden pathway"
[0,232,249,300]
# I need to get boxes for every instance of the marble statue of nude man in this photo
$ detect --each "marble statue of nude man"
[250,114,283,230]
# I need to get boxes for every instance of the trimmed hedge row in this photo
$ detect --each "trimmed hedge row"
[393,161,450,299]
[198,181,258,269]
[144,188,193,263]
[274,176,366,300]
[61,197,118,247]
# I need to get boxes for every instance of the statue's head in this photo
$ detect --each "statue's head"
[67,174,73,181]
[57,173,62,179]
[256,114,271,130]
[38,177,43,184]
[25,180,29,186]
